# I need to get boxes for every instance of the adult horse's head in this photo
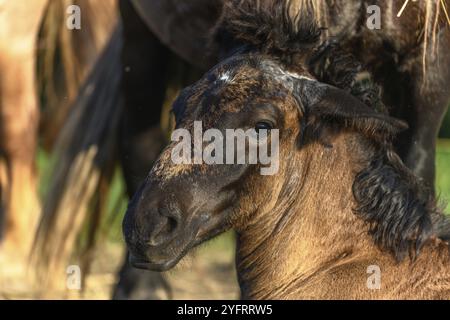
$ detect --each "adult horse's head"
[123,1,407,271]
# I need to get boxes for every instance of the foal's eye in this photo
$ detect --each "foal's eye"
[255,121,273,132]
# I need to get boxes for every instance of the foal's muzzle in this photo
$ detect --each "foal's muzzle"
[122,185,201,271]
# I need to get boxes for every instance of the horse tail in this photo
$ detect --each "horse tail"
[37,0,117,150]
[31,24,123,294]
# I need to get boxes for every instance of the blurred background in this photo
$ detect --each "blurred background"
[0,0,449,300]
[0,0,239,300]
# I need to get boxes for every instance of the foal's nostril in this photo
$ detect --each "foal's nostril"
[148,209,180,247]
[166,215,178,233]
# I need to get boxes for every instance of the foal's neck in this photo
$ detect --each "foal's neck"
[236,133,375,299]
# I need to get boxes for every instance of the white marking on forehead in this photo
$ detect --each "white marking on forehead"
[218,71,234,83]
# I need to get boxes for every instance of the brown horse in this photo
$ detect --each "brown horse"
[0,0,48,258]
[123,0,450,299]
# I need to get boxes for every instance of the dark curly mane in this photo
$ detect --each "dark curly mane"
[308,41,388,115]
[213,0,322,60]
[352,148,446,261]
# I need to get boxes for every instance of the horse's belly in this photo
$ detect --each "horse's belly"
[130,0,222,69]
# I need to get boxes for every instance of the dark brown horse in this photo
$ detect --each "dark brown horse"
[122,0,450,299]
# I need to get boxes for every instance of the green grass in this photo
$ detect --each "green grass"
[439,109,450,138]
[37,147,51,199]
[436,139,450,214]
[36,147,128,243]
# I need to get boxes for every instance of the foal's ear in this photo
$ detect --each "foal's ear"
[293,79,408,142]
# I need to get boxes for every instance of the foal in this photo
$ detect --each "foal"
[123,2,450,299]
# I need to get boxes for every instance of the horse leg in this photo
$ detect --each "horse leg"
[112,0,171,300]
[391,35,450,193]
[0,0,48,258]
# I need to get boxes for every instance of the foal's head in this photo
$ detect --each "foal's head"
[123,1,449,271]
